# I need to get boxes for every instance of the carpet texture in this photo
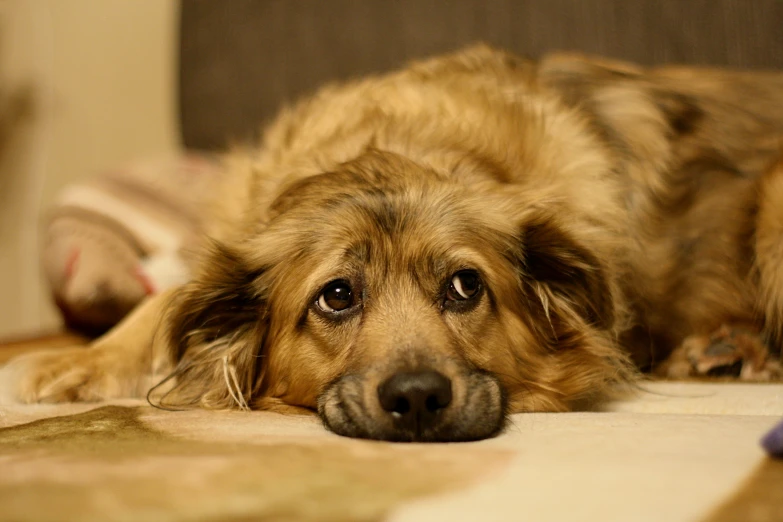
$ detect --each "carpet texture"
[0,404,509,521]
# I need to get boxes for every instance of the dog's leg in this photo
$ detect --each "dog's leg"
[658,323,781,380]
[1,289,177,403]
[659,157,783,382]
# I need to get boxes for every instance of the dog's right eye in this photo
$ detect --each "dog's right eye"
[446,270,481,301]
[316,281,354,313]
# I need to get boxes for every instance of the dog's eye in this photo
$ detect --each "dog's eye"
[317,281,354,312]
[446,270,481,301]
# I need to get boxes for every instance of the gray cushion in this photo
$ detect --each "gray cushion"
[180,0,783,150]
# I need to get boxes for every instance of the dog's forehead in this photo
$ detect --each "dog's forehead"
[309,184,487,255]
[258,150,524,287]
[274,170,461,239]
[270,149,521,236]
[289,191,515,292]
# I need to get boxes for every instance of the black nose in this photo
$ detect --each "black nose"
[377,370,452,431]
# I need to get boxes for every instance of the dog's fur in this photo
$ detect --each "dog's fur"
[6,45,783,441]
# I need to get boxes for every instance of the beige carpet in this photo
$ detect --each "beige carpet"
[0,340,781,521]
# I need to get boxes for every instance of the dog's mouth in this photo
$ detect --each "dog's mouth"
[317,368,506,442]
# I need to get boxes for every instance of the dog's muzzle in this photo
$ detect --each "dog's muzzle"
[317,365,506,442]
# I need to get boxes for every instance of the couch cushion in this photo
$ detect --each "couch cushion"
[179,0,783,150]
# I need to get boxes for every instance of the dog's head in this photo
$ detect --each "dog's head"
[158,149,632,442]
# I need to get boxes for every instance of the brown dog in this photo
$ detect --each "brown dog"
[4,45,783,441]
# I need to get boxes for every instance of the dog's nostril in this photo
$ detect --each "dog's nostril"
[425,393,445,412]
[393,397,411,415]
[378,370,452,427]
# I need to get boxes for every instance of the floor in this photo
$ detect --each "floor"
[0,335,781,522]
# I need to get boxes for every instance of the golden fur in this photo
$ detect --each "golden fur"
[5,45,783,441]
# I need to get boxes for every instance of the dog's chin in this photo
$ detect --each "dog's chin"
[317,371,507,442]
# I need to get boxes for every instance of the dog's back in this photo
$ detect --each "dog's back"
[543,55,783,369]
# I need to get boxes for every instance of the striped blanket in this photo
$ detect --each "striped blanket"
[42,155,221,332]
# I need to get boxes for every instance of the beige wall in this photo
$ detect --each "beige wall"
[0,0,180,338]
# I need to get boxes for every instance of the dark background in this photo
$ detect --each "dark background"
[179,0,783,150]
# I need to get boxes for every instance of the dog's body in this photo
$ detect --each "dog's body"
[6,46,783,441]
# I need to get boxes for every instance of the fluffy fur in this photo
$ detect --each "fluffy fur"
[6,45,783,441]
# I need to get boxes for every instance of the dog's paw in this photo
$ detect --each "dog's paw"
[659,324,781,381]
[0,347,125,404]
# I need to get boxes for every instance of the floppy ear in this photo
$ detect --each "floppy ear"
[153,242,268,410]
[517,215,614,340]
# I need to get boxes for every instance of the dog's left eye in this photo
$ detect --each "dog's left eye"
[317,281,354,313]
[446,270,482,301]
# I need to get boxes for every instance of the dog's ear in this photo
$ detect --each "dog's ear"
[516,215,614,340]
[153,242,268,410]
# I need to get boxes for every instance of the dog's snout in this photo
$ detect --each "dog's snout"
[377,370,452,429]
[321,366,504,441]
